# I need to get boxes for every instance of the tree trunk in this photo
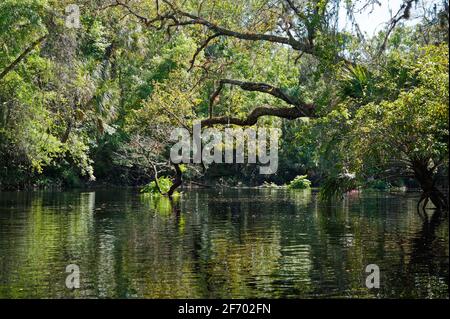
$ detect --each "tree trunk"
[150,162,163,194]
[412,159,448,211]
[167,163,182,197]
[60,117,73,143]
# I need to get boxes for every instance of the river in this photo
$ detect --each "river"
[0,188,447,298]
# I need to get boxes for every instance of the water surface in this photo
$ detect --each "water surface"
[0,189,448,298]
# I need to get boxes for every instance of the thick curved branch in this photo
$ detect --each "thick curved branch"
[161,0,312,53]
[103,0,178,29]
[201,104,314,127]
[224,79,299,105]
[284,0,306,19]
[188,33,222,71]
[105,0,354,66]
[164,1,357,66]
[209,79,304,118]
[167,162,183,197]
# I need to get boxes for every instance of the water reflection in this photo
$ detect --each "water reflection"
[0,189,447,298]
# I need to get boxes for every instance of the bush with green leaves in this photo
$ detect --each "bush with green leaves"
[288,175,312,189]
[141,177,173,194]
[319,173,357,200]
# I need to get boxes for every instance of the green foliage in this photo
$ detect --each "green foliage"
[141,177,173,194]
[293,44,448,200]
[352,45,449,177]
[340,65,372,100]
[0,0,447,195]
[319,173,357,201]
[288,175,312,189]
[366,179,391,190]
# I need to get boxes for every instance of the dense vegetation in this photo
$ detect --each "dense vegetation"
[0,0,448,209]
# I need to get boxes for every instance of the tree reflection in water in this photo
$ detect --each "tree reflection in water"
[0,189,447,298]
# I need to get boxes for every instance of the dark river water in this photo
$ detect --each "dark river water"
[0,188,448,298]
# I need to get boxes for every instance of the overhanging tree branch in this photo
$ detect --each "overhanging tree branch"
[105,0,356,67]
[161,0,313,53]
[284,0,306,20]
[164,1,358,66]
[102,0,178,29]
[201,104,314,127]
[188,33,222,71]
[218,79,301,105]
[208,78,310,119]
[104,0,345,127]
